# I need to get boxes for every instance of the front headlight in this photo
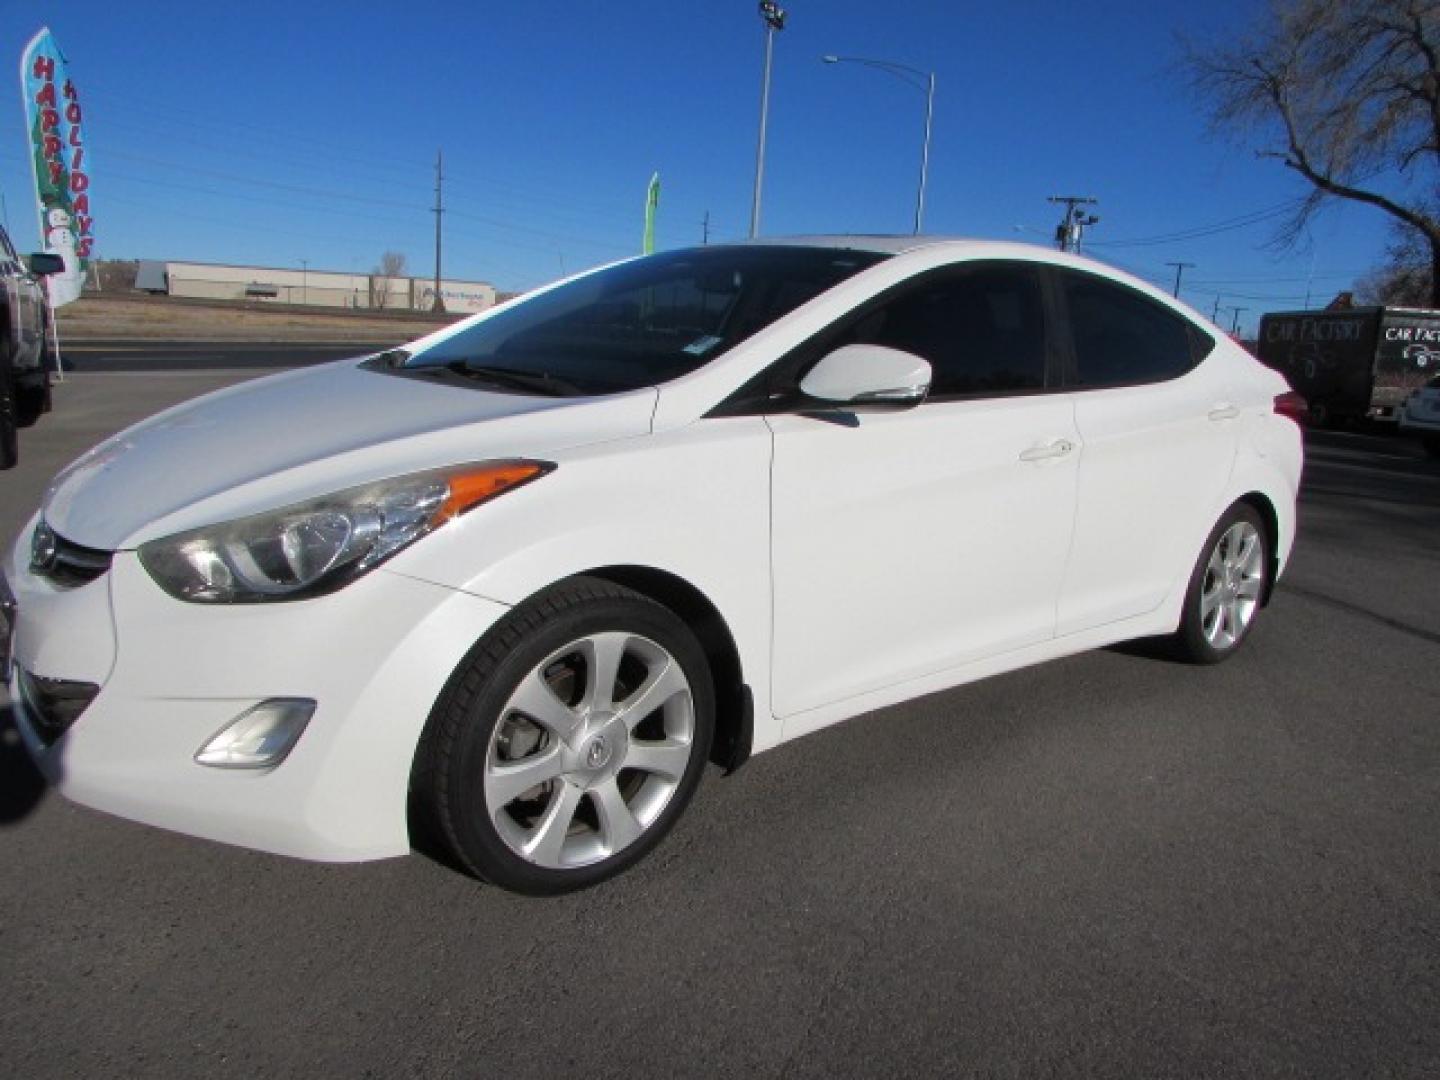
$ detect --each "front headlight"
[138,460,552,603]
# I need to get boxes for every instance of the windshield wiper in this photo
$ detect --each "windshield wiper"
[426,362,589,397]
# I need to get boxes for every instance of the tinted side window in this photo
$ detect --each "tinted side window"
[828,263,1047,398]
[1063,271,1197,387]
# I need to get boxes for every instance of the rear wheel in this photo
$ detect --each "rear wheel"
[1170,503,1269,664]
[1423,434,1440,459]
[414,577,714,895]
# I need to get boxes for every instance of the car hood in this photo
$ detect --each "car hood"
[42,360,659,549]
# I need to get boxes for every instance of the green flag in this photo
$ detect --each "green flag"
[642,172,660,255]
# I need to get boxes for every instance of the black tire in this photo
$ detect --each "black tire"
[17,316,56,428]
[15,376,50,428]
[1423,434,1440,459]
[1170,503,1270,665]
[413,576,715,895]
[0,344,18,470]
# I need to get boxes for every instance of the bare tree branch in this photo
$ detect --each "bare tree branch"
[1185,0,1440,305]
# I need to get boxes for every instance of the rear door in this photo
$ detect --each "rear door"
[767,260,1081,718]
[1052,268,1240,635]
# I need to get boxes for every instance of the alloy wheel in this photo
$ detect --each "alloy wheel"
[1200,521,1264,650]
[483,631,695,869]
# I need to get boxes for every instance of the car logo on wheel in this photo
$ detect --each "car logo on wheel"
[585,735,610,769]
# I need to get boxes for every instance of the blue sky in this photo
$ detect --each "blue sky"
[0,1,1400,335]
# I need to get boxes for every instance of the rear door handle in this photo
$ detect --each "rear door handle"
[1208,403,1241,421]
[1019,439,1075,462]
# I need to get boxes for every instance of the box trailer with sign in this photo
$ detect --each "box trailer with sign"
[1256,307,1440,426]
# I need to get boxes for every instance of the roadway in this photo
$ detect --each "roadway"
[1,351,1438,1077]
[58,338,396,372]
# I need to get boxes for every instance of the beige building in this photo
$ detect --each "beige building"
[146,260,497,314]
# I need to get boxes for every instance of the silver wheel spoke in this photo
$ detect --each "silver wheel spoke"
[523,781,583,866]
[509,668,581,739]
[1207,546,1226,579]
[625,738,692,781]
[1233,531,1259,574]
[591,778,644,854]
[486,746,565,808]
[583,633,630,712]
[618,660,689,730]
[1236,577,1263,601]
[1201,588,1222,621]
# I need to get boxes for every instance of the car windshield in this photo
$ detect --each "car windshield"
[394,245,888,395]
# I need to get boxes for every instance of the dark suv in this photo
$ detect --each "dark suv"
[0,223,62,468]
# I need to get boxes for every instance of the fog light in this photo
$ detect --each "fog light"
[195,699,316,769]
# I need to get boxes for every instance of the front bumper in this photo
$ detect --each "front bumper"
[7,519,510,861]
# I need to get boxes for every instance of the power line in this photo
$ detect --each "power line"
[1087,199,1304,248]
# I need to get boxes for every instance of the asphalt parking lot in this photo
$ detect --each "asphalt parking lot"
[2,365,1438,1078]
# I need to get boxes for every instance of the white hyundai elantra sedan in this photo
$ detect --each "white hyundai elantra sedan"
[2,238,1304,894]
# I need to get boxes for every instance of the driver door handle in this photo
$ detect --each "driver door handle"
[1208,403,1241,421]
[1019,439,1075,462]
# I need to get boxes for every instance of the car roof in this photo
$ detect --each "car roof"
[719,235,1162,291]
[732,234,985,255]
[672,236,1228,333]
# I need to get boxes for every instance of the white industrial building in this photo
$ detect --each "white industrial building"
[137,260,497,314]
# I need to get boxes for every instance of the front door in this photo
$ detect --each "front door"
[765,259,1080,719]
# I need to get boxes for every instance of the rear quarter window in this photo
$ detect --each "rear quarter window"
[1061,269,1204,387]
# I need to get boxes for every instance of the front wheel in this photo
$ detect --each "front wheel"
[1170,504,1269,664]
[1422,434,1440,459]
[414,577,715,895]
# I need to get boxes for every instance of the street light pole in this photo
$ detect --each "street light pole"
[300,258,308,306]
[823,54,936,234]
[750,3,787,239]
[916,71,935,234]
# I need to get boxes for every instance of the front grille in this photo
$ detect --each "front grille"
[16,667,99,747]
[30,522,112,588]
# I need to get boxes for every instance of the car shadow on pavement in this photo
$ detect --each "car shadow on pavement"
[0,706,48,824]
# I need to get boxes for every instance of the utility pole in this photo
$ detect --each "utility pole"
[1165,261,1195,299]
[1212,296,1223,321]
[1048,195,1099,253]
[750,2,787,239]
[1230,306,1248,335]
[702,211,711,245]
[300,259,308,306]
[431,148,445,313]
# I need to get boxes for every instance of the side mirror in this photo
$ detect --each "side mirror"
[27,253,64,276]
[799,344,931,411]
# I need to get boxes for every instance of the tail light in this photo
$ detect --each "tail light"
[1273,390,1308,426]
